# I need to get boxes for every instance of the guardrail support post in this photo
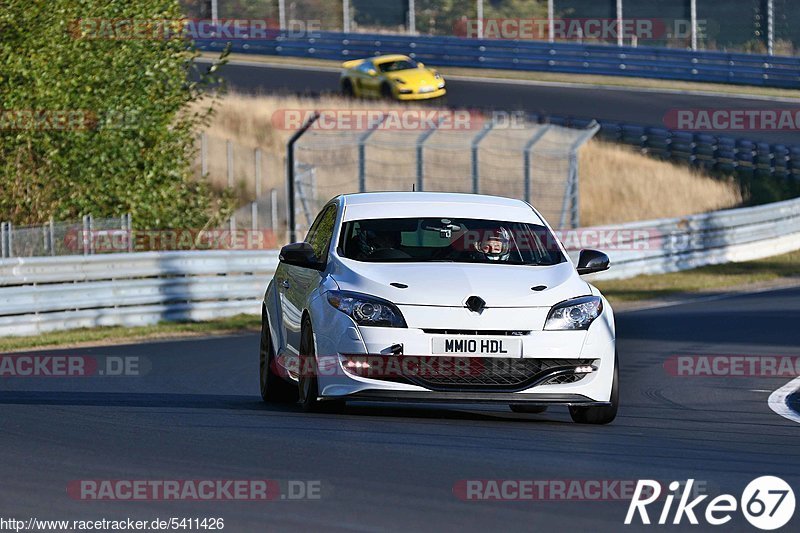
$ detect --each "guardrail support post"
[767,0,774,56]
[287,112,320,243]
[227,139,234,188]
[200,132,208,177]
[559,122,600,229]
[522,125,551,204]
[279,0,287,31]
[81,215,89,255]
[471,120,495,194]
[1,221,7,258]
[358,114,387,192]
[270,189,278,232]
[254,148,262,229]
[415,117,444,192]
[343,0,351,33]
[127,214,134,253]
[49,218,55,256]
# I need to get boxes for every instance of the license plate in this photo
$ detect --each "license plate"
[418,86,434,93]
[431,337,521,357]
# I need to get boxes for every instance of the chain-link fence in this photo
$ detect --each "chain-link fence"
[1,215,132,258]
[193,132,285,234]
[181,0,798,54]
[290,115,598,236]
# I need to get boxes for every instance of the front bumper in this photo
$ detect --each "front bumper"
[301,297,616,405]
[340,390,609,406]
[395,87,447,100]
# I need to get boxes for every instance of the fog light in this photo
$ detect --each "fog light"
[575,365,594,374]
[345,359,371,370]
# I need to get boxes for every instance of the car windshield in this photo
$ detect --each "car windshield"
[377,59,418,72]
[339,218,565,266]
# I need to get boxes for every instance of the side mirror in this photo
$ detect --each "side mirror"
[367,69,378,77]
[279,242,323,270]
[417,62,425,68]
[576,249,610,275]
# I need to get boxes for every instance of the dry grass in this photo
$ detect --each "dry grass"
[579,141,742,226]
[194,92,742,226]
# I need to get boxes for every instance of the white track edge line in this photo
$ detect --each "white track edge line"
[768,375,800,425]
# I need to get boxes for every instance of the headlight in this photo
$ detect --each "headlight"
[544,296,602,331]
[326,290,407,328]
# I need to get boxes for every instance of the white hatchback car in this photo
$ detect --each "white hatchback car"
[260,192,618,424]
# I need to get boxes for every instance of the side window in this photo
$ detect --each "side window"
[304,205,337,265]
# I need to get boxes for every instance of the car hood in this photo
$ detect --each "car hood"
[330,259,590,308]
[385,69,438,85]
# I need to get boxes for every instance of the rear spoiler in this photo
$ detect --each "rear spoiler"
[342,59,366,69]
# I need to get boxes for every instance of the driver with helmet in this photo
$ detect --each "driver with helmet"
[473,227,512,262]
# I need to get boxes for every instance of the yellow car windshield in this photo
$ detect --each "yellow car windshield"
[378,60,418,73]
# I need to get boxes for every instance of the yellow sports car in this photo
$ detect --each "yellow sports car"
[340,55,447,101]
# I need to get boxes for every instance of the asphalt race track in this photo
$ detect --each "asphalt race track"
[211,60,800,147]
[1,286,798,531]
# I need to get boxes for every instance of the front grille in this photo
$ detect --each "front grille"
[341,355,595,392]
[422,329,530,336]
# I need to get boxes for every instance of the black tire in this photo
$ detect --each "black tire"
[341,79,355,97]
[259,307,297,403]
[297,318,344,413]
[569,354,619,425]
[509,405,548,414]
[380,83,394,100]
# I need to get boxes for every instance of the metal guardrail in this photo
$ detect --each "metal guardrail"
[0,251,278,337]
[575,196,800,280]
[1,197,799,336]
[198,31,800,88]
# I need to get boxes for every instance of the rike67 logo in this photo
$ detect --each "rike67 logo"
[626,477,795,530]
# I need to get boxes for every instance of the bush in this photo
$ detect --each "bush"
[0,0,233,228]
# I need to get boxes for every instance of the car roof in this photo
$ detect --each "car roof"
[342,192,525,208]
[339,192,544,224]
[371,54,413,64]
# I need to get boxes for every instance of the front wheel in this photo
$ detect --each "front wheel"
[259,308,297,403]
[380,83,394,100]
[341,79,355,97]
[569,354,619,425]
[298,319,344,413]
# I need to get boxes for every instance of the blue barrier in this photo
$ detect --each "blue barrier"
[198,30,800,88]
[533,114,800,183]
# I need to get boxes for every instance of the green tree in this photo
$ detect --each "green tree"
[0,0,232,228]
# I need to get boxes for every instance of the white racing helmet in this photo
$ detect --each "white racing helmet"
[475,227,512,261]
